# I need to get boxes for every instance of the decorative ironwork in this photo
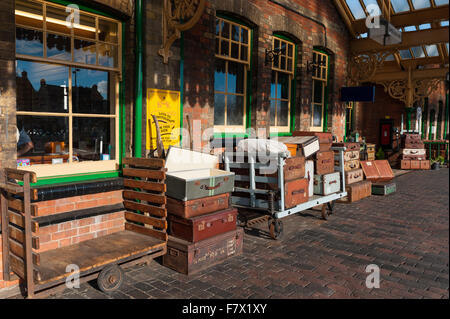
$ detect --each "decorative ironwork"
[347,51,393,85]
[265,48,283,66]
[159,0,206,63]
[381,78,442,107]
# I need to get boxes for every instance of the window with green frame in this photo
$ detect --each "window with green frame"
[310,50,329,132]
[214,16,251,134]
[270,35,296,134]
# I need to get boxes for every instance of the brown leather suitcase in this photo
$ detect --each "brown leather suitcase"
[343,159,360,172]
[411,160,421,170]
[284,178,309,209]
[167,193,230,219]
[366,144,376,153]
[401,160,411,170]
[345,168,364,185]
[168,208,237,243]
[314,150,334,175]
[333,142,360,151]
[279,156,305,182]
[343,150,360,162]
[402,154,426,161]
[346,180,372,203]
[361,161,379,181]
[162,228,244,275]
[374,160,394,182]
[293,131,333,144]
[420,160,430,170]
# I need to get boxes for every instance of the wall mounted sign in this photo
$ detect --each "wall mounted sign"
[146,89,181,151]
[340,86,376,102]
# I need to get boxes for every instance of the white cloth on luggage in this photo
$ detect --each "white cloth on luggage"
[236,139,291,157]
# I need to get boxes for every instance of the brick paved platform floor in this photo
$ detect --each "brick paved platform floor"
[25,169,450,299]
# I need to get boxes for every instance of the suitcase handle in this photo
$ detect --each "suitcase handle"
[329,181,337,185]
[169,248,179,257]
[201,182,223,191]
[292,189,305,195]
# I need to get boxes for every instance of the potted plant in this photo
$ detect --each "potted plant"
[431,156,445,170]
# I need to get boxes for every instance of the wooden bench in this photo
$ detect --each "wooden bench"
[0,158,168,298]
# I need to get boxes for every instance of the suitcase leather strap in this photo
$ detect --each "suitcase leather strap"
[200,182,223,190]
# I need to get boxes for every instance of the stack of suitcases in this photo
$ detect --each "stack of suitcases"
[161,147,243,275]
[400,133,430,170]
[333,142,371,203]
[366,143,376,161]
[292,132,341,197]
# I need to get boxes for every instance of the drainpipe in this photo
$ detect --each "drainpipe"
[134,0,143,158]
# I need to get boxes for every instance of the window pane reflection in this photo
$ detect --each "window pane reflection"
[16,28,43,57]
[72,68,111,114]
[46,33,71,61]
[73,117,115,161]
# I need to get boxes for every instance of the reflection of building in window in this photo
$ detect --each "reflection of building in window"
[214,17,250,133]
[311,50,329,132]
[270,37,295,133]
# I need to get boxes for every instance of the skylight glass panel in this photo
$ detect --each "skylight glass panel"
[404,26,417,32]
[391,0,411,13]
[418,23,431,30]
[425,45,439,57]
[441,20,449,27]
[345,0,366,19]
[362,0,381,15]
[411,0,431,10]
[385,54,395,61]
[399,49,413,59]
[360,33,368,38]
[411,46,426,58]
[434,0,449,6]
[446,43,449,54]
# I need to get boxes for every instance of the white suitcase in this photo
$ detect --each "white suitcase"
[402,149,426,156]
[304,160,314,197]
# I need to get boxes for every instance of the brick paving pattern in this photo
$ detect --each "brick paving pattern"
[37,169,450,299]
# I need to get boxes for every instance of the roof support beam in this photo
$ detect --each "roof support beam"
[351,27,449,53]
[352,5,449,34]
[371,67,448,82]
[332,0,357,38]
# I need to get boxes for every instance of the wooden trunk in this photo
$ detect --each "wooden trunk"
[168,208,237,243]
[284,178,309,209]
[420,160,430,170]
[162,228,244,275]
[401,160,411,170]
[374,160,394,182]
[345,168,364,185]
[293,131,333,144]
[313,172,340,196]
[346,180,372,203]
[166,193,230,219]
[411,160,421,170]
[314,151,334,175]
[366,144,376,153]
[280,156,305,182]
[319,143,332,151]
[372,182,397,196]
[402,154,426,161]
[361,161,379,181]
[343,159,360,172]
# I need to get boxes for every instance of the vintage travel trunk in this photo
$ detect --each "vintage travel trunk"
[168,208,238,243]
[345,168,364,185]
[279,156,305,181]
[402,154,426,161]
[343,150,360,162]
[420,160,430,170]
[374,160,394,182]
[305,160,314,197]
[345,180,372,203]
[402,149,426,156]
[165,147,235,201]
[372,181,397,196]
[319,143,332,151]
[167,193,230,219]
[162,228,244,275]
[284,178,309,208]
[313,172,340,196]
[293,131,333,144]
[314,150,334,175]
[366,144,376,153]
[277,136,320,158]
[401,160,411,170]
[333,142,360,151]
[361,161,379,181]
[343,159,360,172]
[410,160,421,170]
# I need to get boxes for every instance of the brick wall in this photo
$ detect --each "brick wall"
[143,0,351,150]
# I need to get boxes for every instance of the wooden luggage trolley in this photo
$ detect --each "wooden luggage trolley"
[0,158,168,298]
[223,147,348,240]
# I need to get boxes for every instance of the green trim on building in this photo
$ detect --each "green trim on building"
[46,0,117,18]
[25,171,120,187]
[134,0,143,158]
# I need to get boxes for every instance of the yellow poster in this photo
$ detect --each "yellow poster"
[146,89,181,151]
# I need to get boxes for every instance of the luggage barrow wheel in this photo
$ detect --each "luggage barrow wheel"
[327,201,335,213]
[269,219,283,240]
[97,265,124,293]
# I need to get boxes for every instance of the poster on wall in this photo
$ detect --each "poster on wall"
[146,89,181,151]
